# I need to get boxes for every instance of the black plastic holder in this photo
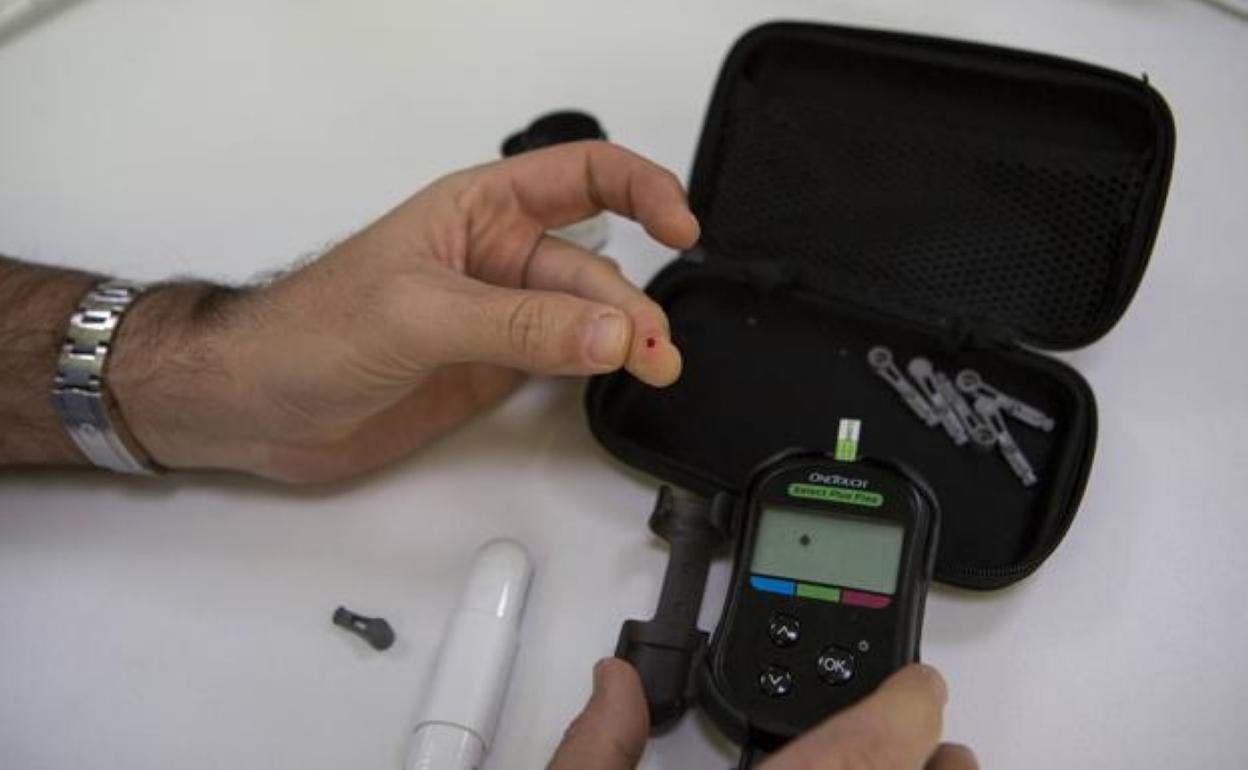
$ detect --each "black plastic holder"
[615,486,734,729]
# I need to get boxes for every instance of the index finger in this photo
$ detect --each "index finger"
[760,664,948,770]
[479,140,701,249]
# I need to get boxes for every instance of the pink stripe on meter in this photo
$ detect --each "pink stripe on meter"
[841,590,891,609]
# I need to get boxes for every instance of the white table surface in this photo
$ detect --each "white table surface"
[2,1,1246,768]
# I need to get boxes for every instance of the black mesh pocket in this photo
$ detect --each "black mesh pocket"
[700,95,1150,343]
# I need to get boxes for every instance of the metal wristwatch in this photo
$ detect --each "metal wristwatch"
[50,280,160,475]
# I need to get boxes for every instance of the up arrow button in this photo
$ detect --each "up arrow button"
[767,613,801,647]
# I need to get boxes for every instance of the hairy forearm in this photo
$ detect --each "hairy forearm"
[0,256,96,466]
[106,278,259,473]
[0,256,251,471]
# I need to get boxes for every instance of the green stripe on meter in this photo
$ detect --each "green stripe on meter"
[796,583,842,602]
[787,483,884,508]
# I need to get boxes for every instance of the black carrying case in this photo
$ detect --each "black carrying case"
[586,21,1174,590]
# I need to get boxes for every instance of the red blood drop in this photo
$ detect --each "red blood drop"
[646,337,656,349]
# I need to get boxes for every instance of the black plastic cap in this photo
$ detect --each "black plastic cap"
[332,606,396,652]
[501,110,606,157]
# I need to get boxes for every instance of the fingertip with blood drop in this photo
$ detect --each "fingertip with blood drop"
[638,337,682,387]
[619,324,681,384]
[633,330,669,360]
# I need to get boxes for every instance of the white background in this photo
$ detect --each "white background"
[2,1,1247,768]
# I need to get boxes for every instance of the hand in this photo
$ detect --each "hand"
[108,141,699,482]
[548,659,977,770]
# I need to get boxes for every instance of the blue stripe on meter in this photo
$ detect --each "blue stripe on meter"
[750,575,796,596]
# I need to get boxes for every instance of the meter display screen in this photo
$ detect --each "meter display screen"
[749,506,904,595]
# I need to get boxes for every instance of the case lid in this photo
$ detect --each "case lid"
[685,22,1174,349]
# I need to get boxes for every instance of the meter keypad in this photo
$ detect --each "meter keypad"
[816,646,856,685]
[759,664,794,697]
[767,613,801,647]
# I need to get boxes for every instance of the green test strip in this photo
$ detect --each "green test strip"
[835,418,861,462]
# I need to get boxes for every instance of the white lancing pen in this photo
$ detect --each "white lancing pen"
[406,540,533,770]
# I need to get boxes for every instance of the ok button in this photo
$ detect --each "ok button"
[816,646,855,685]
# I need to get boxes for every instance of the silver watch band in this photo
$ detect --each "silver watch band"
[51,280,159,475]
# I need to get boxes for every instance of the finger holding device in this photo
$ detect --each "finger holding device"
[617,436,940,764]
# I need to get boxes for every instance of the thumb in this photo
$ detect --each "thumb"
[761,664,951,770]
[548,658,649,770]
[443,283,634,376]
